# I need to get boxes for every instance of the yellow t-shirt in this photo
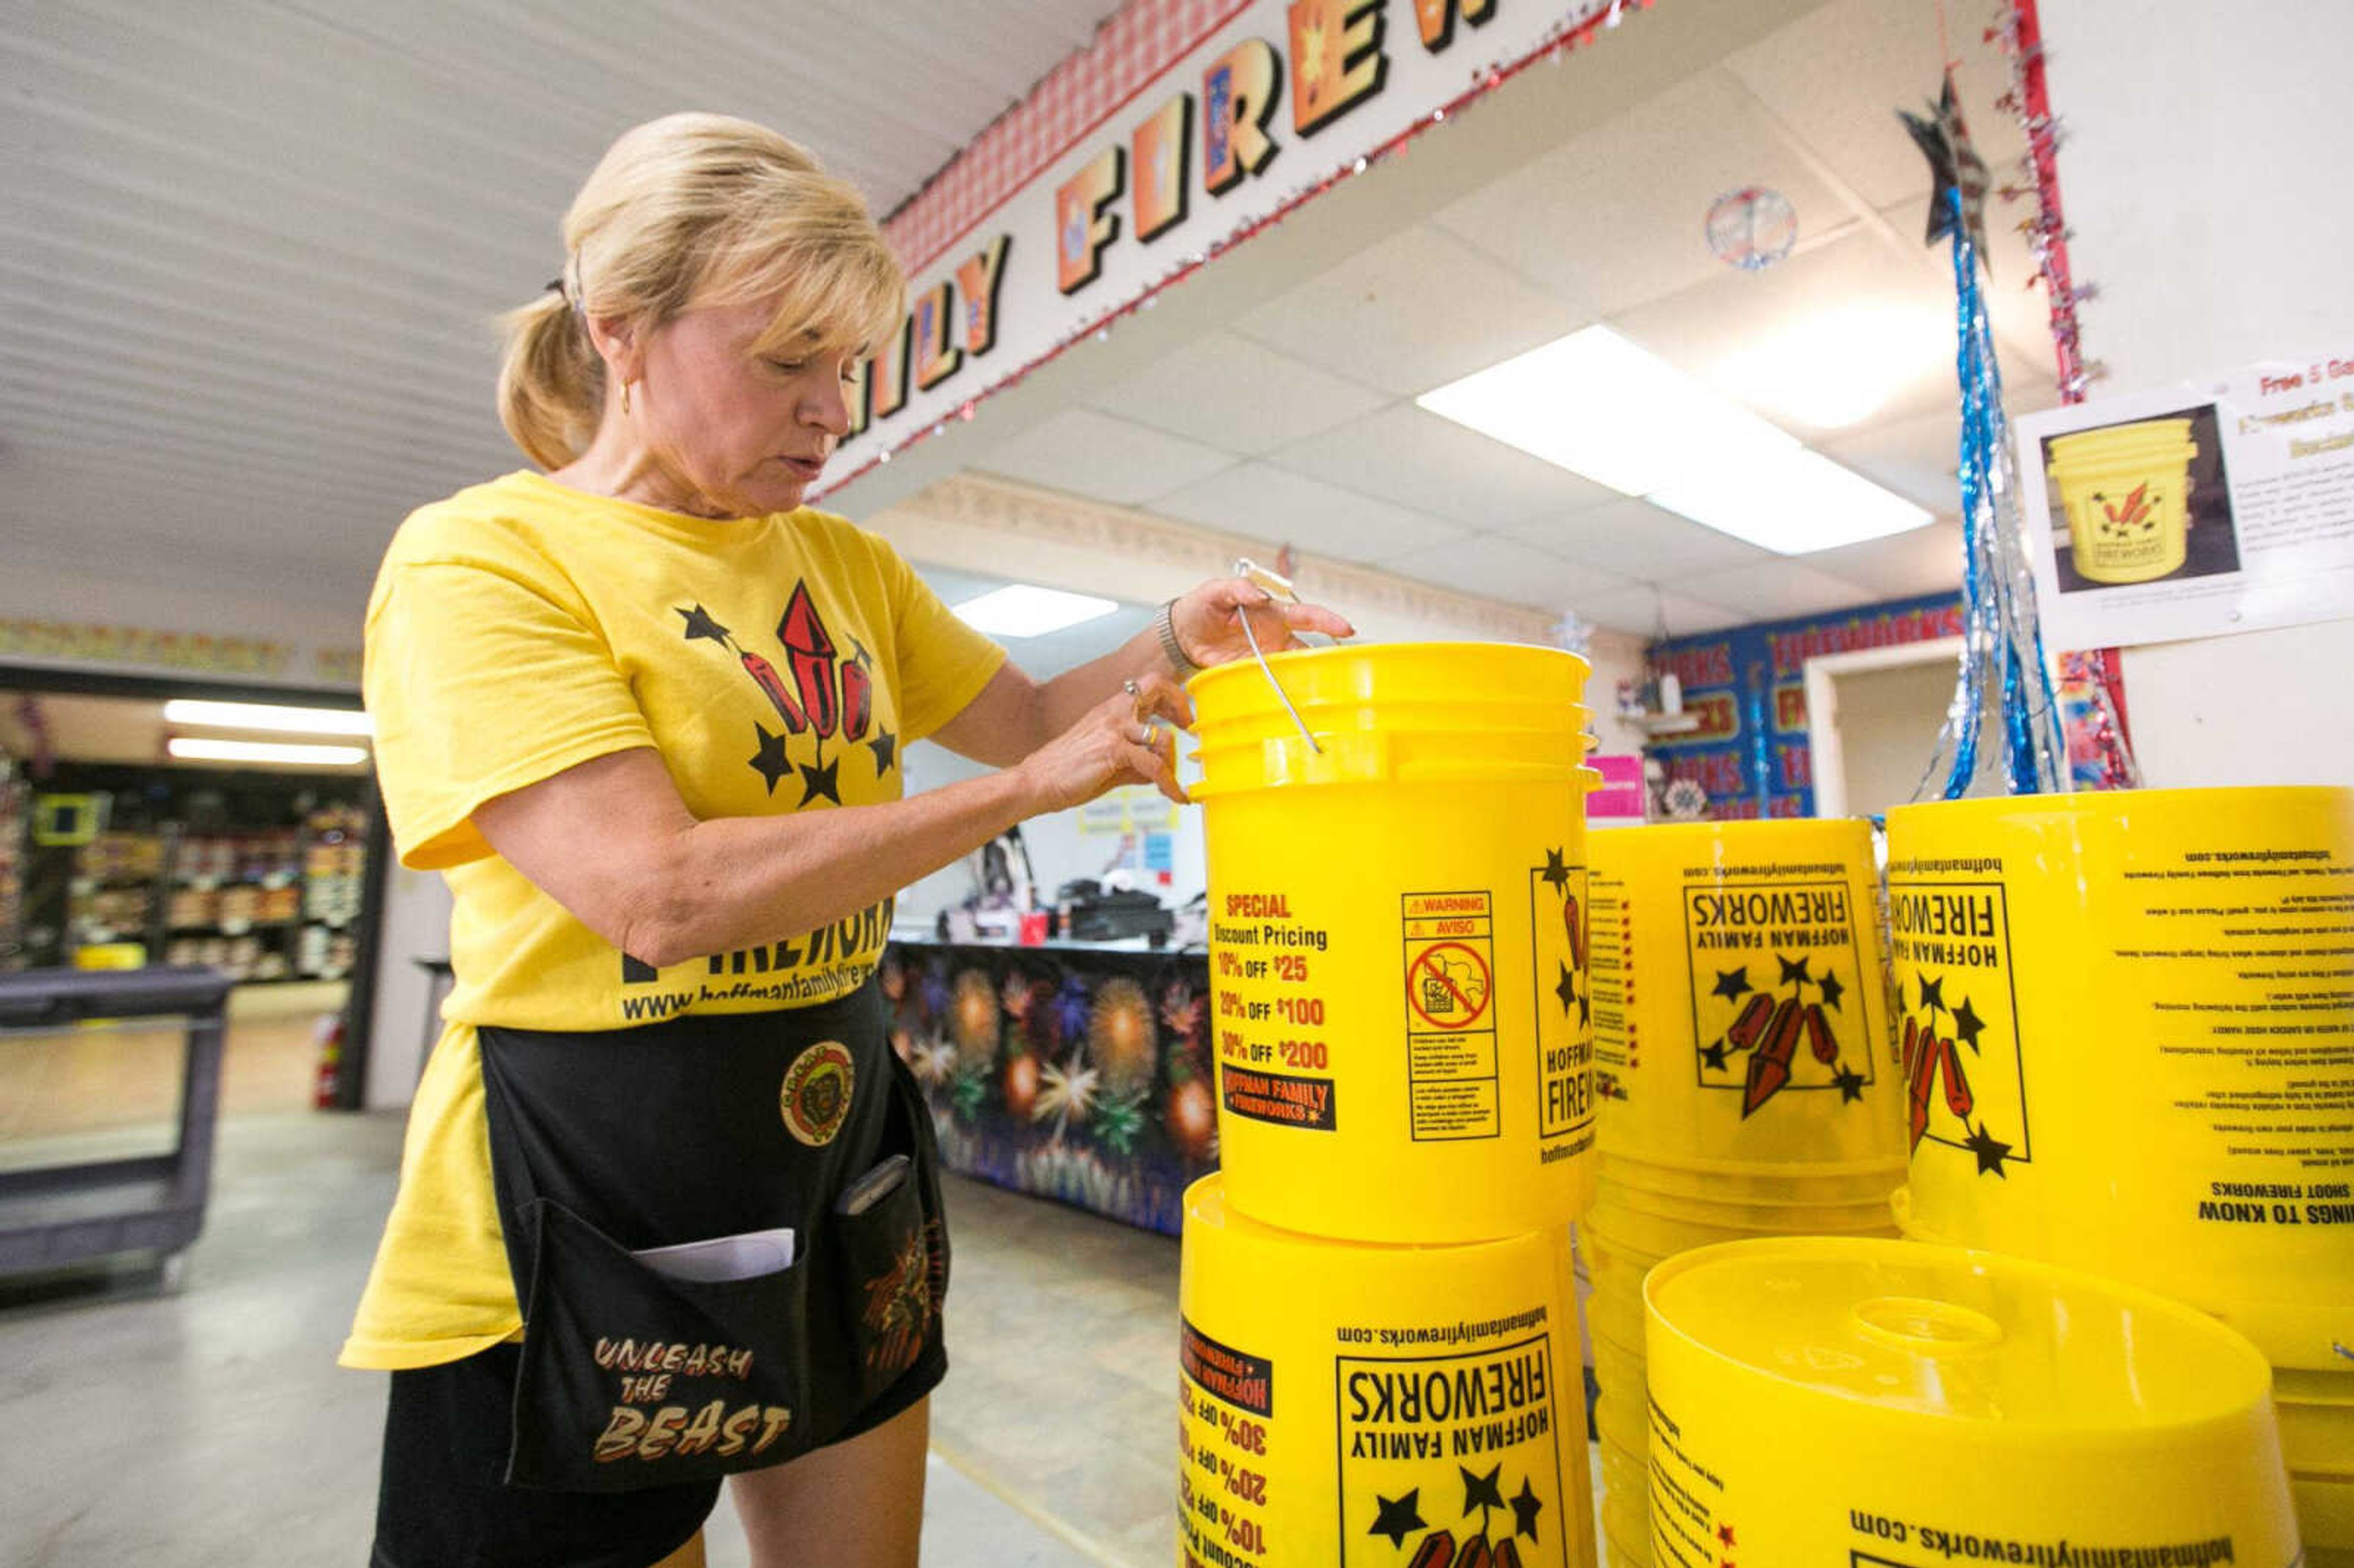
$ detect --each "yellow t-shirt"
[340,471,1006,1370]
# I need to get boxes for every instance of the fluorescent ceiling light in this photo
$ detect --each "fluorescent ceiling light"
[1419,323,1936,554]
[1650,447,1933,553]
[1712,302,1952,429]
[167,737,369,767]
[952,584,1119,637]
[1417,325,1798,497]
[162,699,373,736]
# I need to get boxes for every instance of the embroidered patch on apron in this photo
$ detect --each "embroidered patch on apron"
[779,1040,856,1146]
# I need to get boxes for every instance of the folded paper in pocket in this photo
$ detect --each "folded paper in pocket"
[630,1226,797,1284]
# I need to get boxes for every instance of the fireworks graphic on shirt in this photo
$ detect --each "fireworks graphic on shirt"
[675,582,894,804]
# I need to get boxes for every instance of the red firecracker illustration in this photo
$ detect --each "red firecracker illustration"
[738,650,807,733]
[840,655,874,742]
[778,581,839,739]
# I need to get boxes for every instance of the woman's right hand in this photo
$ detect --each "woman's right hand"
[1016,677,1190,815]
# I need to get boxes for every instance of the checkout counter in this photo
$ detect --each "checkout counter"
[886,875,1213,1237]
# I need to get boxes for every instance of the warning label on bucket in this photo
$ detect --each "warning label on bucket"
[1403,892,1500,1141]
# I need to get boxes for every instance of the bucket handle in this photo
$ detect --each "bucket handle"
[1232,556,1324,756]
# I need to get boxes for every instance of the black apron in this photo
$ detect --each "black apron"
[478,981,948,1492]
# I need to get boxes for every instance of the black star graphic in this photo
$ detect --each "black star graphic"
[1720,1523,1738,1548]
[1777,953,1811,988]
[1577,981,1591,1030]
[1965,1121,2013,1177]
[748,724,791,793]
[677,603,732,644]
[1368,1490,1425,1549]
[1710,966,1751,1002]
[1916,973,1946,1014]
[1817,970,1845,1011]
[798,756,842,807]
[1460,1463,1506,1517]
[867,726,899,775]
[1832,1064,1866,1103]
[1541,847,1570,892]
[1951,996,1986,1049]
[1700,1040,1730,1072]
[1510,1477,1543,1542]
[1555,961,1577,1017]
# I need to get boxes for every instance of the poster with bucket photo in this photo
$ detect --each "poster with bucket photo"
[2016,357,2354,650]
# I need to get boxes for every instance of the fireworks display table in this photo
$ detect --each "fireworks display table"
[880,940,1216,1236]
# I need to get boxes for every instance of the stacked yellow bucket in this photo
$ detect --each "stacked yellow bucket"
[1639,1235,2301,1562]
[1582,820,1908,1565]
[1179,643,1601,1568]
[1884,786,2354,1563]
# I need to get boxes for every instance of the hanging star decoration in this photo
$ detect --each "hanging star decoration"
[1899,70,1990,258]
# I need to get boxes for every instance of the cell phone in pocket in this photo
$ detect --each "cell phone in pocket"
[834,1153,911,1217]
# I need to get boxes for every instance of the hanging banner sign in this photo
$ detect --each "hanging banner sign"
[828,0,1624,487]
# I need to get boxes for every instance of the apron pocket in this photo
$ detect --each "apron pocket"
[509,1198,831,1492]
[828,1055,950,1406]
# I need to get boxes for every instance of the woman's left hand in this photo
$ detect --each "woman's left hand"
[1168,577,1354,671]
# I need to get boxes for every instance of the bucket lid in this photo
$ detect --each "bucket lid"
[1646,1236,2274,1431]
[2047,419,2196,463]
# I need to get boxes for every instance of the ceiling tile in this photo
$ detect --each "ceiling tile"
[1803,521,1965,601]
[1723,0,1967,210]
[975,408,1236,506]
[1571,585,1745,639]
[1267,404,1620,528]
[1430,67,1849,319]
[1233,224,1590,398]
[1818,410,1961,517]
[1677,560,1881,621]
[1377,533,1628,612]
[1506,499,1773,580]
[1087,332,1389,455]
[1152,463,1469,565]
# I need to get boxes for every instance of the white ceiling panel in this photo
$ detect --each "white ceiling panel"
[1153,462,1471,564]
[1724,0,1970,210]
[1678,558,1880,621]
[1803,520,1965,601]
[1377,533,1628,612]
[1572,584,1745,639]
[1430,66,1851,319]
[0,0,1128,601]
[1506,499,1773,581]
[1232,223,1590,399]
[977,409,1236,506]
[1267,404,1620,529]
[1087,332,1389,455]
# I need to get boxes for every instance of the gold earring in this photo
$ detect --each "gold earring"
[620,379,633,416]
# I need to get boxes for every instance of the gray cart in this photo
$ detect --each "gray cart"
[0,966,234,1281]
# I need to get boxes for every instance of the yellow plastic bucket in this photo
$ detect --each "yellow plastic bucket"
[2047,417,2196,585]
[1192,642,1598,1244]
[1589,820,1906,1174]
[1177,1174,1597,1567]
[2295,1471,2353,1557]
[1596,1147,1905,1206]
[1886,786,2354,1369]
[2278,1396,2354,1475]
[1600,1521,1649,1568]
[1595,1171,1898,1233]
[1585,1286,1648,1359]
[1644,1236,2301,1564]
[1585,1195,1895,1261]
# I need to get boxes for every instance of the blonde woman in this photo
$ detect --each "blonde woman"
[344,113,1347,1567]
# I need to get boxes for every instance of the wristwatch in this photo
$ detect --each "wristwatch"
[1156,598,1201,680]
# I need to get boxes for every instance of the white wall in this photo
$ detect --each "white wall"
[360,859,454,1109]
[2041,2,2354,786]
